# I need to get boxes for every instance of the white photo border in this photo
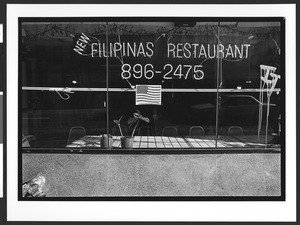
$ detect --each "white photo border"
[7,4,296,222]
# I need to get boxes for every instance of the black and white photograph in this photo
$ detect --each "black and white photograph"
[5,3,296,222]
[20,18,284,199]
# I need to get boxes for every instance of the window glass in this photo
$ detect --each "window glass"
[22,22,108,148]
[22,22,109,88]
[21,20,282,150]
[218,22,281,147]
[22,90,107,148]
[107,22,218,149]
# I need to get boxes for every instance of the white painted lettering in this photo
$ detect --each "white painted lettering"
[167,43,176,58]
[176,43,183,58]
[146,42,154,58]
[183,43,191,58]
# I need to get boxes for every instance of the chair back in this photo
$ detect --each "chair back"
[228,126,244,136]
[138,126,154,136]
[22,134,36,147]
[189,126,205,137]
[112,125,128,136]
[162,126,178,137]
[67,126,86,144]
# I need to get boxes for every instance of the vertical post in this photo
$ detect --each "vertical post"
[215,23,220,148]
[265,93,270,147]
[106,22,110,148]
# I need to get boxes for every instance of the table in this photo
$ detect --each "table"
[66,135,278,149]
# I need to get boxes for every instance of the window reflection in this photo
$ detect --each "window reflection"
[21,20,282,150]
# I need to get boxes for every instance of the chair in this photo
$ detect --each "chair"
[112,125,128,136]
[67,126,86,144]
[138,126,154,136]
[22,134,35,147]
[228,126,244,136]
[189,126,205,137]
[162,126,178,137]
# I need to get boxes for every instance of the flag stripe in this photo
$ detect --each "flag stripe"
[136,99,161,102]
[137,93,161,97]
[137,100,161,103]
[137,98,161,102]
[137,95,160,98]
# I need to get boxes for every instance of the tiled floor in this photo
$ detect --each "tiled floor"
[66,135,278,149]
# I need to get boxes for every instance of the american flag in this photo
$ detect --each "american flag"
[136,85,162,105]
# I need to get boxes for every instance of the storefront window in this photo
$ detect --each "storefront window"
[217,22,281,146]
[21,20,283,151]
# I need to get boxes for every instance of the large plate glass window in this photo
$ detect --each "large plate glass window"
[20,19,282,151]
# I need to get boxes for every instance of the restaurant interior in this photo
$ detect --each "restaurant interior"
[21,20,282,151]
